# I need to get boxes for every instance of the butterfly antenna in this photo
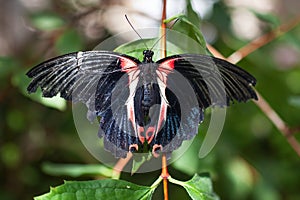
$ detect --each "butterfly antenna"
[150,18,180,51]
[125,15,149,49]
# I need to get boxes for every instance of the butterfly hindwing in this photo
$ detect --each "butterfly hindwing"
[153,58,203,154]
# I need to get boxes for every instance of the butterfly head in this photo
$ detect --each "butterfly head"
[142,50,154,63]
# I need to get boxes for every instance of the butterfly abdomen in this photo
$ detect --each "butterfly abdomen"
[134,82,161,126]
[142,83,155,108]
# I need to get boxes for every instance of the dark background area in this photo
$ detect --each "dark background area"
[1,0,300,199]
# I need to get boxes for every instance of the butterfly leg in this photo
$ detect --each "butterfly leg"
[152,144,163,158]
[129,144,139,153]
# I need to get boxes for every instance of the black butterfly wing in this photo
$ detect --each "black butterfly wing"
[152,86,202,154]
[27,51,135,99]
[27,51,257,158]
[157,54,257,108]
[153,54,257,153]
[26,51,142,158]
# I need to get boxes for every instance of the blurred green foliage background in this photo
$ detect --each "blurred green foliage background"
[1,0,300,199]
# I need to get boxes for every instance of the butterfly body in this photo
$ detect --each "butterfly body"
[27,49,257,158]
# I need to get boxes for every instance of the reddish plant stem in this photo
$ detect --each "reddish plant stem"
[161,153,170,200]
[227,15,300,64]
[212,53,300,157]
[253,93,300,156]
[160,1,169,200]
[112,153,133,179]
[160,0,167,58]
[207,44,226,59]
[207,16,300,156]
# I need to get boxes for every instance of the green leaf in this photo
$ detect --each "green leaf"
[34,179,156,200]
[114,39,157,61]
[30,13,65,31]
[169,174,219,200]
[114,38,184,61]
[165,15,207,55]
[42,163,113,178]
[186,0,201,28]
[250,9,280,28]
[116,14,207,60]
[55,29,83,54]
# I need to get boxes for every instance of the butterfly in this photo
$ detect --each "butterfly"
[26,49,257,158]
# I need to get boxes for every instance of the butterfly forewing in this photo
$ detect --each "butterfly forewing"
[157,54,257,109]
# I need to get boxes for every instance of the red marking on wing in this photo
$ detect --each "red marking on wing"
[129,144,139,152]
[120,56,139,87]
[120,57,138,72]
[159,58,176,70]
[128,103,135,126]
[152,144,162,158]
[120,57,141,144]
[157,101,167,132]
[137,125,145,144]
[157,58,178,84]
[136,126,156,144]
[145,126,156,143]
[155,59,176,143]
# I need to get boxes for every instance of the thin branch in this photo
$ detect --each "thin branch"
[160,1,169,199]
[230,64,300,157]
[161,153,170,200]
[160,0,167,58]
[253,93,300,156]
[207,44,226,59]
[227,15,300,64]
[207,16,300,156]
[254,92,288,134]
[112,153,133,179]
